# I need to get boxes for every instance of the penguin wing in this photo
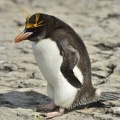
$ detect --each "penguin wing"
[59,39,82,88]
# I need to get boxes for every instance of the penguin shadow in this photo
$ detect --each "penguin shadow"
[0,91,115,115]
[0,90,51,111]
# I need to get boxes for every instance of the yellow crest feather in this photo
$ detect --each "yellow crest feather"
[26,12,45,28]
[19,8,30,24]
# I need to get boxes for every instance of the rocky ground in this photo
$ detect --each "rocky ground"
[0,0,120,120]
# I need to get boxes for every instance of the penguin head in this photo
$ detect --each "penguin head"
[15,13,54,43]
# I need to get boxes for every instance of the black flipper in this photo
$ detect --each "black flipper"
[59,39,82,88]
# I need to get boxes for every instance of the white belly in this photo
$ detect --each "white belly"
[32,38,78,108]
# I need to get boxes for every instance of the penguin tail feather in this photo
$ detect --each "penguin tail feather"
[99,91,120,102]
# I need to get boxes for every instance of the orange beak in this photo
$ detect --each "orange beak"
[15,31,33,43]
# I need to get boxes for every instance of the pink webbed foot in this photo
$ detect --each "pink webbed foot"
[43,107,65,119]
[36,100,56,111]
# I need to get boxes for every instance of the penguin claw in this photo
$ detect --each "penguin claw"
[40,113,46,117]
[36,101,56,111]
[40,113,56,119]
[40,107,65,119]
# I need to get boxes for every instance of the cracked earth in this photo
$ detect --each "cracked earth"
[0,0,120,120]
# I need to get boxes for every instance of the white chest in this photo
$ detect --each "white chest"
[32,38,81,108]
[32,39,63,86]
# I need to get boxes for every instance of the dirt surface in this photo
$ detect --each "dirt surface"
[0,0,120,120]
